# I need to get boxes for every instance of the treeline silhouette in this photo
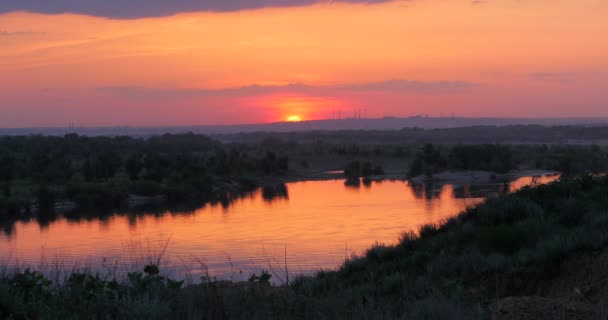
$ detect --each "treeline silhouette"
[2,131,607,223]
[0,133,288,216]
[408,143,608,178]
[0,183,290,237]
[344,161,385,179]
[408,144,514,177]
[217,125,608,145]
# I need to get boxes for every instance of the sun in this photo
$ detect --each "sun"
[287,115,302,122]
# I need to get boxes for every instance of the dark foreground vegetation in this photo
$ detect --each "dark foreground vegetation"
[2,174,608,319]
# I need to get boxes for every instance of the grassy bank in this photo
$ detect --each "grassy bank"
[2,174,608,319]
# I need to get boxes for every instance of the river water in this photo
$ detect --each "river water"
[0,174,558,282]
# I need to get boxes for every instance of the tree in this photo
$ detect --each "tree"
[0,155,14,184]
[344,161,361,178]
[373,165,385,175]
[83,156,94,182]
[361,161,373,178]
[36,185,56,213]
[408,144,447,177]
[2,182,10,198]
[125,154,143,180]
[96,151,122,179]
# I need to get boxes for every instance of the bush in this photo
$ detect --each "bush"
[64,182,127,210]
[365,243,398,262]
[555,196,590,227]
[130,180,164,196]
[344,161,361,178]
[477,223,540,255]
[471,197,544,226]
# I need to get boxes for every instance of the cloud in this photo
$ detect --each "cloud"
[338,79,475,92]
[99,79,476,100]
[529,72,578,84]
[0,30,46,36]
[0,0,393,19]
[97,83,312,99]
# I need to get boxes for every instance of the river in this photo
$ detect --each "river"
[0,174,559,282]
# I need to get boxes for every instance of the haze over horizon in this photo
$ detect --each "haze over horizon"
[1,0,607,127]
[3,116,608,137]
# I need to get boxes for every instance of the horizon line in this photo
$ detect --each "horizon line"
[3,115,608,130]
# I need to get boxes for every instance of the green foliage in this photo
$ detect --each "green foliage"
[125,153,144,180]
[476,223,540,254]
[10,269,52,301]
[419,223,440,238]
[64,182,127,210]
[344,161,385,178]
[449,144,514,173]
[1,265,184,320]
[344,161,361,178]
[408,144,447,177]
[409,144,517,177]
[2,182,11,198]
[0,134,293,215]
[35,185,56,212]
[0,155,14,181]
[261,151,288,175]
[468,196,544,226]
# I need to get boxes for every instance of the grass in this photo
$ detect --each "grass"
[3,174,608,319]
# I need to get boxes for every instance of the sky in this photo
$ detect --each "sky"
[0,0,607,127]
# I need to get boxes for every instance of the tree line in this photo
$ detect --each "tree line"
[0,133,289,215]
[408,143,608,178]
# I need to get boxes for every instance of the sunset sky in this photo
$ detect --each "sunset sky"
[0,0,607,127]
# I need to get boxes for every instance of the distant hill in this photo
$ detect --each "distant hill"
[2,116,608,137]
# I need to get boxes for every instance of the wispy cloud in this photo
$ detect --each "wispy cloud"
[471,0,488,5]
[338,80,475,92]
[529,72,578,84]
[99,80,477,100]
[0,30,46,36]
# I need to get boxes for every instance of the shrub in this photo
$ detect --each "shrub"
[473,197,544,226]
[419,223,440,238]
[477,223,540,255]
[365,243,398,262]
[555,196,590,227]
[248,270,272,286]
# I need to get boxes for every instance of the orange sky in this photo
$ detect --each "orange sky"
[0,1,607,127]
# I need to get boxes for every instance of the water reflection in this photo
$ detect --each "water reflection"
[409,174,559,200]
[0,174,558,281]
[0,186,289,237]
[261,184,289,203]
[344,178,361,188]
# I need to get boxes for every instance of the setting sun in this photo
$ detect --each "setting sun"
[287,115,302,122]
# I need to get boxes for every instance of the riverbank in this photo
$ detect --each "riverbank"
[408,169,560,185]
[0,177,260,216]
[0,168,559,229]
[2,174,608,319]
